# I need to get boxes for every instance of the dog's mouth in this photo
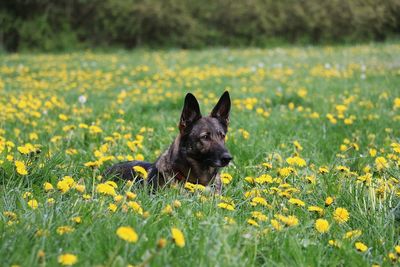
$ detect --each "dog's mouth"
[210,161,228,168]
[209,155,233,168]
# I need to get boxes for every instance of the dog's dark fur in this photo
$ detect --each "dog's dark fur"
[105,91,232,192]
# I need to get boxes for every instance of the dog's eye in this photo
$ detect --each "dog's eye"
[219,131,226,139]
[200,134,210,140]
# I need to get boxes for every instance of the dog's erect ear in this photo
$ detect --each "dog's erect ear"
[211,91,231,127]
[179,93,202,133]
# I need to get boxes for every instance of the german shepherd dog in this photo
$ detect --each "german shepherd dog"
[105,91,232,193]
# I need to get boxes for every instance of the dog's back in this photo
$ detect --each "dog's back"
[105,160,152,181]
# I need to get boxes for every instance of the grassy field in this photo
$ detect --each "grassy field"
[1,43,400,267]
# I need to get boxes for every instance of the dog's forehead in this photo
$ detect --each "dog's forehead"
[192,117,225,134]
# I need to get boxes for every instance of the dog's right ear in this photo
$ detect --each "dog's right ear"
[211,91,231,128]
[179,93,201,133]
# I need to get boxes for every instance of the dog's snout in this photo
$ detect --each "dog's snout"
[221,152,233,165]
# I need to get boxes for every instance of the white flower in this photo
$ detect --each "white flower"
[78,95,87,104]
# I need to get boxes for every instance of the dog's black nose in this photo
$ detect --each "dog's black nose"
[220,152,233,166]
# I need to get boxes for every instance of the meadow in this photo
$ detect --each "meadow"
[0,43,400,267]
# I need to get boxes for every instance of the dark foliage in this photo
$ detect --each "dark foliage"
[1,0,399,51]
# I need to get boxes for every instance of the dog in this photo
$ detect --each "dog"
[105,91,233,193]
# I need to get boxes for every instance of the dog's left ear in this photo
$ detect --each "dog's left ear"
[211,91,231,127]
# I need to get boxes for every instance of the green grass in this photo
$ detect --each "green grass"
[1,43,400,266]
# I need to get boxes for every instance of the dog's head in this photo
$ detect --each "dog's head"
[178,91,232,168]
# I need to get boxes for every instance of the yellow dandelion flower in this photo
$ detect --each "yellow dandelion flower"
[355,242,368,252]
[336,165,350,173]
[157,238,167,249]
[270,219,283,231]
[173,200,182,208]
[375,157,388,171]
[394,98,400,109]
[195,211,204,219]
[306,175,316,184]
[293,140,303,151]
[308,206,324,215]
[276,214,299,226]
[286,156,306,167]
[184,182,206,192]
[37,250,45,258]
[133,166,148,179]
[104,181,117,188]
[127,201,143,215]
[250,196,270,207]
[388,252,397,261]
[325,196,334,206]
[15,160,28,175]
[244,189,261,198]
[391,143,400,154]
[333,207,349,224]
[369,148,377,157]
[35,229,49,237]
[3,211,17,220]
[17,145,31,154]
[57,180,71,193]
[71,217,82,224]
[56,176,75,193]
[244,176,255,183]
[126,191,137,200]
[328,239,341,247]
[224,216,236,225]
[58,253,78,266]
[116,226,138,243]
[62,176,75,186]
[84,161,99,168]
[278,167,296,177]
[254,174,273,184]
[59,114,68,121]
[17,143,39,155]
[239,129,250,139]
[262,162,272,169]
[74,184,85,193]
[171,227,185,248]
[218,202,235,211]
[57,226,75,235]
[23,192,32,199]
[108,203,117,212]
[43,182,54,192]
[88,125,102,134]
[315,219,330,233]
[220,173,233,184]
[247,219,259,227]
[27,199,38,209]
[344,229,362,239]
[251,211,268,222]
[162,204,173,214]
[318,166,329,174]
[96,183,116,196]
[288,198,305,207]
[114,195,123,202]
[184,182,195,192]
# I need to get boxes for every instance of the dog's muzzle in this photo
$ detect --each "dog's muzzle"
[219,152,233,167]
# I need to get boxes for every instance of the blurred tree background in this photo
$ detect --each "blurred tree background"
[1,0,399,52]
